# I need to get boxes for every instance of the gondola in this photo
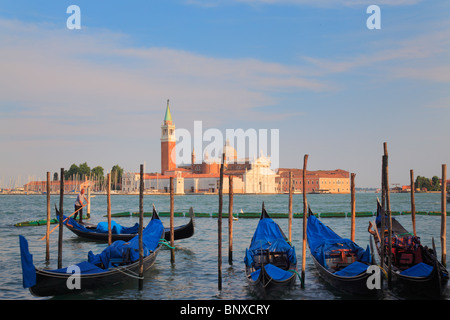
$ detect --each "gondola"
[19,205,164,297]
[368,199,449,298]
[56,205,195,242]
[307,207,377,296]
[244,203,298,294]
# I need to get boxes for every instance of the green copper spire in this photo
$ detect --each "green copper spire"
[164,99,172,122]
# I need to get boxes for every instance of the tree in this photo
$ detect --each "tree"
[78,162,91,177]
[53,172,58,181]
[111,165,123,191]
[415,175,441,191]
[91,166,104,179]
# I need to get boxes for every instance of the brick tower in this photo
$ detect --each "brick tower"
[161,99,176,175]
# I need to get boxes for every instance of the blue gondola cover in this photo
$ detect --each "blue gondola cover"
[250,264,294,281]
[400,262,433,277]
[244,215,296,269]
[19,235,36,288]
[307,215,371,271]
[334,261,370,277]
[87,217,163,269]
[64,216,139,235]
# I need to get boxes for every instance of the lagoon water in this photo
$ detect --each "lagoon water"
[1,192,449,300]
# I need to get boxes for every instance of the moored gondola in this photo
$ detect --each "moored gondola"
[55,205,195,243]
[19,205,165,297]
[368,199,449,298]
[307,207,377,296]
[244,203,298,295]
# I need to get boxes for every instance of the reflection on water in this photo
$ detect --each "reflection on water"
[1,193,449,300]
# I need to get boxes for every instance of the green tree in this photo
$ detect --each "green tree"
[65,164,80,180]
[111,165,123,191]
[79,162,91,178]
[91,166,104,179]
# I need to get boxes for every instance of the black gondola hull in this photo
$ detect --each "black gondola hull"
[310,254,378,296]
[29,245,161,297]
[245,264,297,295]
[371,200,449,298]
[64,218,194,242]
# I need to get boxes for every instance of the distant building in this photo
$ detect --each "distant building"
[121,101,350,194]
[276,168,350,194]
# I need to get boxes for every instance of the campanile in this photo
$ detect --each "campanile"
[161,99,176,174]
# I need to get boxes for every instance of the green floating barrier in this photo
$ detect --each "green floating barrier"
[159,212,185,217]
[320,212,346,218]
[106,211,131,217]
[353,212,374,217]
[195,212,212,217]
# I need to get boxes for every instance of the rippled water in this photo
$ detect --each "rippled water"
[1,192,449,300]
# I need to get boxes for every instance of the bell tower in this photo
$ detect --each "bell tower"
[161,99,176,175]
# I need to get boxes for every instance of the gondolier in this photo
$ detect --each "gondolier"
[74,188,89,223]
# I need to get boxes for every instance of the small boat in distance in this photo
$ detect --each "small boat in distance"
[244,203,298,295]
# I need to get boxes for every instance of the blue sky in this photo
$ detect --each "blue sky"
[0,0,449,188]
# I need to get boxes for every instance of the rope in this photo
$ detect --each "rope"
[289,269,304,287]
[159,238,175,250]
[115,266,144,280]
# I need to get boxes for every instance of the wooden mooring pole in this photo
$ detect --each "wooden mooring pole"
[441,164,447,267]
[301,154,308,288]
[170,176,175,264]
[58,168,64,269]
[228,175,234,265]
[45,172,50,262]
[139,164,144,290]
[350,173,356,242]
[107,173,112,246]
[288,171,293,242]
[410,169,416,236]
[383,143,392,286]
[218,152,225,291]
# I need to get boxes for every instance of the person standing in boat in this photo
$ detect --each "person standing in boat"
[74,188,89,223]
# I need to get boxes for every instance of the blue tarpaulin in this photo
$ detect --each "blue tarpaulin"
[250,264,295,281]
[19,216,164,289]
[307,214,371,275]
[87,217,163,269]
[64,216,139,235]
[400,262,433,278]
[19,235,36,288]
[244,212,296,268]
[334,261,369,277]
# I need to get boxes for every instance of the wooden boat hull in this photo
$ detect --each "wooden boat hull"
[245,264,297,294]
[64,217,194,242]
[310,253,376,296]
[370,201,449,298]
[29,246,160,297]
[307,209,377,296]
[56,205,194,243]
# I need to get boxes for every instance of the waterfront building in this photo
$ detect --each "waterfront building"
[276,168,350,194]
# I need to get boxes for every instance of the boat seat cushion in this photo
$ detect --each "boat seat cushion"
[250,263,294,281]
[334,261,368,277]
[400,262,433,278]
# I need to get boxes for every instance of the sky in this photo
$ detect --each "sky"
[0,0,449,188]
